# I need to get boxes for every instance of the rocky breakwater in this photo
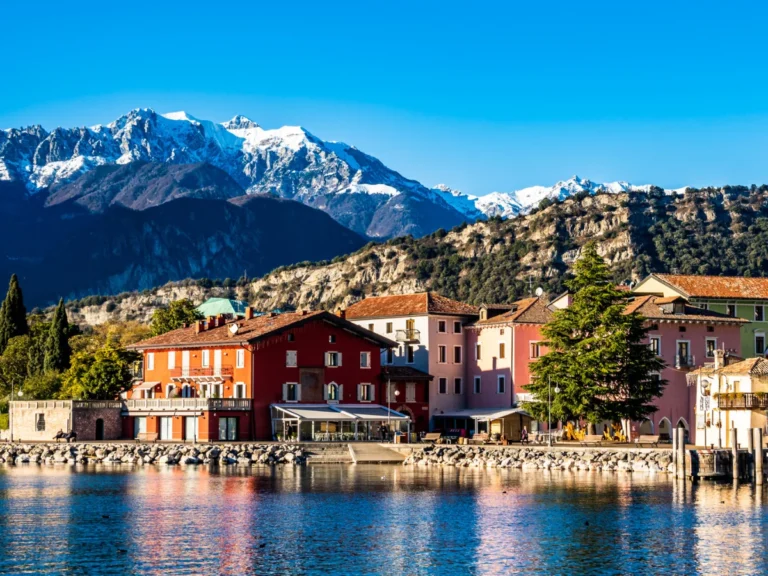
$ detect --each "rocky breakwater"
[0,443,307,466]
[404,446,674,473]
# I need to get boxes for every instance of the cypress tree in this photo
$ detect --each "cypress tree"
[0,274,28,354]
[44,298,71,373]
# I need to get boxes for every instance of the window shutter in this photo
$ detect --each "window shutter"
[296,385,302,402]
[337,353,342,366]
[338,384,343,401]
[357,384,362,401]
[282,383,288,402]
[323,384,329,400]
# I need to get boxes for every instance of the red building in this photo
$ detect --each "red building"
[126,309,409,441]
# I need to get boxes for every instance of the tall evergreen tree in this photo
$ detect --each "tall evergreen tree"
[523,242,666,430]
[0,274,28,355]
[44,299,71,373]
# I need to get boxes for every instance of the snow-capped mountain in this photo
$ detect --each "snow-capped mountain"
[433,175,666,221]
[0,109,467,238]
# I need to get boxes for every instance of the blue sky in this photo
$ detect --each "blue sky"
[4,0,768,195]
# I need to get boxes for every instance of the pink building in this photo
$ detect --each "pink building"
[464,298,552,408]
[627,295,747,441]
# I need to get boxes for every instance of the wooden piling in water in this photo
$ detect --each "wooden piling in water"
[672,426,678,476]
[731,427,739,481]
[677,428,686,480]
[754,428,764,486]
[748,431,755,480]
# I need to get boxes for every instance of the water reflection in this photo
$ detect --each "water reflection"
[0,465,767,574]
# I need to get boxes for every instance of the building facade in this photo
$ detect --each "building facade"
[634,273,768,358]
[127,309,399,441]
[344,292,479,429]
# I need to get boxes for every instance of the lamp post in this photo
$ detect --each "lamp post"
[10,383,22,443]
[548,377,560,447]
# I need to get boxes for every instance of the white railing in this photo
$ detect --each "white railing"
[122,398,251,411]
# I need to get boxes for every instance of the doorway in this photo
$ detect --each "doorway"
[95,419,104,441]
[159,417,173,441]
[184,416,198,442]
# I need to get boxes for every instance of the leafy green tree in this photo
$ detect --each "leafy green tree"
[150,299,203,336]
[22,371,63,400]
[523,242,666,430]
[44,299,71,373]
[0,335,30,396]
[0,274,28,354]
[59,346,139,400]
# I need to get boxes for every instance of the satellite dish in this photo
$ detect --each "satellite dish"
[229,323,239,335]
[535,287,544,297]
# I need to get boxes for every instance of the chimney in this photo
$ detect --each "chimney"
[207,316,216,329]
[217,314,225,326]
[714,349,725,370]
[245,306,254,320]
[337,308,346,320]
[195,320,205,334]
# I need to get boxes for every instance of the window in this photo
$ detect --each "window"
[386,322,393,334]
[234,383,246,398]
[757,334,766,355]
[211,383,223,398]
[406,345,415,363]
[453,321,462,334]
[35,413,45,432]
[147,352,155,371]
[500,329,505,335]
[287,333,295,342]
[202,349,210,368]
[438,320,447,333]
[325,352,342,367]
[726,303,736,317]
[705,338,717,358]
[453,346,462,364]
[359,383,374,402]
[327,383,339,401]
[679,326,686,332]
[368,323,375,332]
[438,378,447,394]
[360,352,371,368]
[529,342,541,358]
[286,350,297,367]
[475,343,481,361]
[182,384,192,398]
[218,417,238,441]
[497,375,506,394]
[284,383,299,402]
[385,349,394,364]
[757,306,765,322]
[166,384,176,398]
[474,376,481,394]
[700,302,708,310]
[438,345,447,363]
[649,336,661,355]
[236,349,245,369]
[167,351,175,370]
[406,382,416,403]
[329,334,336,343]
[200,383,209,398]
[499,342,506,359]
[454,378,462,394]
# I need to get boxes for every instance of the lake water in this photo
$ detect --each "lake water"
[0,465,766,575]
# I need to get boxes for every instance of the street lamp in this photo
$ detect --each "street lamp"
[10,383,22,443]
[548,377,560,447]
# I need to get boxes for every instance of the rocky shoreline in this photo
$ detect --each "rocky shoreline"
[0,443,306,466]
[403,445,675,473]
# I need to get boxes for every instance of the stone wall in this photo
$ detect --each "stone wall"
[10,401,73,442]
[71,406,123,441]
[404,445,675,473]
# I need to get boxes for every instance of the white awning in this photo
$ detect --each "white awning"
[132,381,161,391]
[271,403,409,421]
[436,407,530,420]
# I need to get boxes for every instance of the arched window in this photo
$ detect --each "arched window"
[328,383,339,401]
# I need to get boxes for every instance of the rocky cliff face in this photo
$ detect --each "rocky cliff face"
[61,185,768,326]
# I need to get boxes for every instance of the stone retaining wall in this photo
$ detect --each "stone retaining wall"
[404,445,674,473]
[0,443,306,466]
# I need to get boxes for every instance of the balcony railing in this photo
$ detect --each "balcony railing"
[122,398,251,412]
[714,393,768,410]
[169,366,234,379]
[395,328,421,343]
[675,354,695,369]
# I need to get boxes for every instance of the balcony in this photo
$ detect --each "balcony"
[714,393,768,410]
[169,366,234,381]
[675,354,695,369]
[395,328,421,343]
[122,398,252,413]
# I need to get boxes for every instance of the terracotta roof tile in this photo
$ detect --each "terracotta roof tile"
[715,357,768,376]
[472,297,553,326]
[654,274,768,300]
[625,296,749,324]
[128,311,395,349]
[344,292,478,319]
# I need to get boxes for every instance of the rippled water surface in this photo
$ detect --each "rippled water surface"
[0,465,766,574]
